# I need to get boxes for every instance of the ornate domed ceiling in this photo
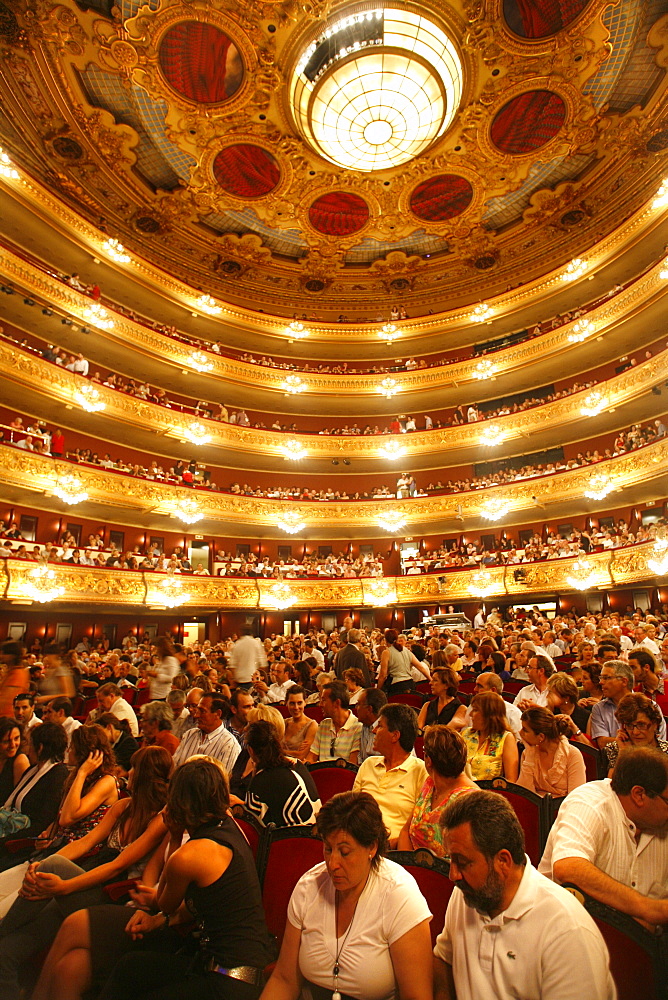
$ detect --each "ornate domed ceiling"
[0,0,666,320]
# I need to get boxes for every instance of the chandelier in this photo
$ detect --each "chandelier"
[480,496,511,521]
[580,391,608,417]
[0,146,19,180]
[583,473,614,501]
[471,303,493,323]
[280,439,308,460]
[264,581,297,610]
[75,384,105,413]
[568,319,593,343]
[277,510,306,534]
[376,510,406,532]
[196,294,222,316]
[102,238,130,264]
[380,324,400,344]
[648,531,668,576]
[183,422,211,446]
[472,359,497,380]
[652,178,668,210]
[54,475,89,505]
[23,564,64,603]
[157,575,191,608]
[170,498,203,524]
[378,440,405,460]
[378,378,398,398]
[363,578,396,606]
[562,258,587,281]
[83,303,114,330]
[469,569,494,598]
[188,351,213,373]
[660,257,668,280]
[479,424,505,447]
[286,321,308,340]
[566,559,597,591]
[282,375,307,395]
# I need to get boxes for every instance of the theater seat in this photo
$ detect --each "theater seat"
[307,760,358,804]
[476,779,552,865]
[387,848,454,946]
[231,805,266,860]
[570,739,605,781]
[257,826,323,947]
[388,692,425,708]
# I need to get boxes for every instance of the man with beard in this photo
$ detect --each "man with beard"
[433,791,615,1000]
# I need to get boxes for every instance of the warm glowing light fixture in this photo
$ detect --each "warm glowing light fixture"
[280,439,308,460]
[580,391,608,417]
[566,559,597,591]
[170,498,203,525]
[480,496,511,521]
[53,475,89,505]
[376,510,407,532]
[562,258,587,281]
[471,303,493,323]
[652,178,668,210]
[468,569,494,598]
[188,351,213,373]
[75,384,106,413]
[83,303,114,330]
[183,422,211,446]
[0,147,19,180]
[196,295,222,316]
[23,565,64,603]
[648,531,668,576]
[568,319,593,343]
[378,440,406,460]
[157,575,191,608]
[291,7,463,172]
[472,359,497,380]
[102,239,131,264]
[282,375,307,395]
[277,510,306,533]
[479,424,505,447]
[380,324,400,344]
[264,581,297,610]
[583,473,614,501]
[378,377,399,398]
[286,321,308,339]
[363,578,396,606]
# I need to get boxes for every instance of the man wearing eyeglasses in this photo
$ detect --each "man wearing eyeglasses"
[590,660,637,750]
[539,748,668,926]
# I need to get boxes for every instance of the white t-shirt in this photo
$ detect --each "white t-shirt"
[149,655,180,700]
[538,778,668,898]
[288,859,431,1000]
[434,859,615,1000]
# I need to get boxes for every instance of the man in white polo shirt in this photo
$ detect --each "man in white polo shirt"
[434,790,615,1000]
[539,747,668,926]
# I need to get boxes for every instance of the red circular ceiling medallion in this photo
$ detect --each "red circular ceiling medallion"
[490,91,566,154]
[308,193,369,236]
[503,0,591,38]
[213,145,280,198]
[410,175,473,222]
[158,22,243,104]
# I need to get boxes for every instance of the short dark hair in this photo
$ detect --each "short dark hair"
[316,791,389,868]
[201,694,228,718]
[31,722,68,763]
[380,703,418,752]
[14,692,34,706]
[51,697,73,717]
[628,649,657,672]
[323,680,349,709]
[611,747,668,797]
[441,789,526,866]
[166,758,230,831]
[287,685,306,700]
[230,688,254,708]
[361,688,387,715]
[532,653,554,677]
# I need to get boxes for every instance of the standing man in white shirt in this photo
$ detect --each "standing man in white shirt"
[513,653,554,711]
[633,623,661,660]
[229,625,267,689]
[434,790,615,1000]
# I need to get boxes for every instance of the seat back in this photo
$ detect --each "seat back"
[503,680,528,694]
[413,736,424,759]
[563,884,667,1000]
[231,807,265,860]
[388,692,424,708]
[121,687,137,705]
[569,739,605,781]
[476,779,549,864]
[258,827,323,946]
[307,761,358,804]
[305,704,323,722]
[387,849,454,946]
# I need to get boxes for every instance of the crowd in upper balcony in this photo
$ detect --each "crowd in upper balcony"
[1,410,664,502]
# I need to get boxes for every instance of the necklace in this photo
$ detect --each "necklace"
[332,875,369,1000]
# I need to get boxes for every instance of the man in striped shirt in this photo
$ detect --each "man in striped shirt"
[172,693,240,773]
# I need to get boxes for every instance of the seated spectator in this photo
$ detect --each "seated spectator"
[13,693,41,731]
[545,671,591,743]
[461,691,518,781]
[87,683,139,738]
[539,747,668,925]
[517,707,586,798]
[417,667,467,732]
[628,648,664,697]
[171,694,239,772]
[434,791,615,1000]
[165,690,189,740]
[603,693,668,774]
[0,724,68,848]
[590,660,637,749]
[262,662,296,705]
[397,725,476,857]
[513,653,553,711]
[242,719,320,827]
[353,704,427,846]
[463,672,522,740]
[283,686,318,761]
[42,698,81,744]
[139,701,179,756]
[230,704,285,799]
[356,687,388,762]
[579,661,603,709]
[307,680,362,765]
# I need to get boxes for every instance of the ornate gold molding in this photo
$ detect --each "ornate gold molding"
[0,337,666,462]
[0,543,658,609]
[0,438,665,531]
[0,241,667,396]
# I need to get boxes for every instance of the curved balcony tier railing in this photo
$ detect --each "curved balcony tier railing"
[1,438,666,533]
[0,543,659,610]
[1,241,667,397]
[0,338,665,465]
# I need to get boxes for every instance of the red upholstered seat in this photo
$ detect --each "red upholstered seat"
[387,849,454,946]
[304,705,323,722]
[476,780,548,865]
[307,762,357,804]
[388,692,424,708]
[569,739,604,781]
[258,828,323,946]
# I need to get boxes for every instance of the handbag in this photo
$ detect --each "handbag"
[0,807,31,838]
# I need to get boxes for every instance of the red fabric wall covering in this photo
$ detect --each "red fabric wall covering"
[158,22,243,104]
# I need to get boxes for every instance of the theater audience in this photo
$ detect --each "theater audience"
[243,720,320,827]
[461,692,519,781]
[416,667,466,732]
[603,693,668,774]
[517,708,586,798]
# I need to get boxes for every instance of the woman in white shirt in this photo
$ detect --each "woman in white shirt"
[260,791,432,1000]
